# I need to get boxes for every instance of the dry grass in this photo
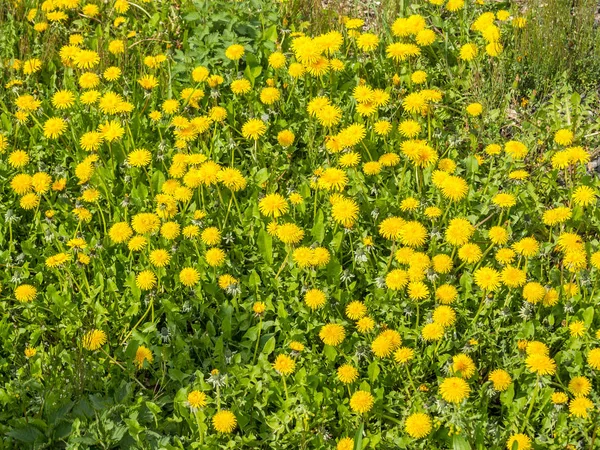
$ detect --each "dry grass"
[514,0,600,93]
[284,0,410,33]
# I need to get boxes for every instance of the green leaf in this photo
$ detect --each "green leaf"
[311,210,325,243]
[262,336,275,355]
[353,420,364,450]
[452,435,472,450]
[459,272,472,297]
[7,425,45,444]
[324,345,337,362]
[221,303,233,339]
[465,155,479,174]
[244,53,263,86]
[184,11,200,21]
[500,383,514,405]
[326,258,342,283]
[248,270,261,288]
[521,321,535,338]
[257,228,273,265]
[262,24,278,42]
[368,361,380,382]
[255,168,269,185]
[583,306,594,326]
[331,230,344,252]
[151,170,166,194]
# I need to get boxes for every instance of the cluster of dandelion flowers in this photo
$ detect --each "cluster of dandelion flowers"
[404,413,432,439]
[212,410,237,433]
[82,329,107,351]
[349,390,374,414]
[8,4,600,444]
[293,246,330,269]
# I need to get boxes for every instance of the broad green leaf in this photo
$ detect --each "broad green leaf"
[353,420,364,450]
[368,361,380,382]
[257,228,273,265]
[452,435,472,450]
[583,306,594,326]
[262,336,276,355]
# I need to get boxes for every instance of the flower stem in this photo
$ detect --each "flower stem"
[252,316,263,365]
[282,376,289,402]
[520,375,540,432]
[121,297,154,345]
[195,410,205,444]
[275,247,290,279]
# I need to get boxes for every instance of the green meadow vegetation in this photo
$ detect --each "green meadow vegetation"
[1,0,600,449]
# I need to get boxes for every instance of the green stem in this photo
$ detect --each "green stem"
[195,410,205,444]
[121,297,154,345]
[470,290,487,328]
[405,365,417,392]
[275,247,291,279]
[282,376,289,402]
[520,375,540,432]
[252,316,263,365]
